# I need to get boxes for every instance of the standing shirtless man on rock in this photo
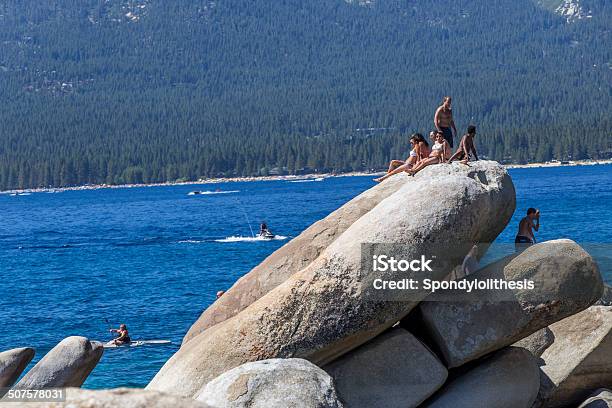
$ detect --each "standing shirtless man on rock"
[434,96,457,148]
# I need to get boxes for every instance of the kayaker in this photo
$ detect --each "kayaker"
[110,324,131,345]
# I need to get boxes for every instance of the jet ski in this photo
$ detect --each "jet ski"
[259,230,275,240]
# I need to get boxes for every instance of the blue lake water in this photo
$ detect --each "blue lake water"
[1,164,610,389]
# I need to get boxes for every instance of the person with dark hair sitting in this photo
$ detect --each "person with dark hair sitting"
[515,208,540,251]
[405,131,451,176]
[448,125,479,164]
[374,134,428,183]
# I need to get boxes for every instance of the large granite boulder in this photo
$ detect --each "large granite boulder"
[183,173,411,344]
[196,358,342,408]
[578,389,612,408]
[424,347,540,408]
[0,347,35,390]
[513,327,555,358]
[324,327,447,408]
[148,161,515,397]
[418,240,603,368]
[20,388,212,407]
[537,306,612,407]
[14,337,103,389]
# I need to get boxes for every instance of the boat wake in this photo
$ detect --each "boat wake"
[288,178,325,183]
[188,190,240,196]
[214,235,288,243]
[103,339,172,349]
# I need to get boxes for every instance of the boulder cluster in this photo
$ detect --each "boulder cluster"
[0,337,103,400]
[2,161,610,407]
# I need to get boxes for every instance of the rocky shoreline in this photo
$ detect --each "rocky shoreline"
[2,161,611,407]
[2,159,611,196]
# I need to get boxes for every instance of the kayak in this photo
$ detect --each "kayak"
[103,340,171,349]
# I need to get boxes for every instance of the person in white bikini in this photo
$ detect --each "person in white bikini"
[374,134,428,183]
[416,133,430,161]
[406,131,450,175]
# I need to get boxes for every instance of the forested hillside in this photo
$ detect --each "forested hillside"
[0,0,610,190]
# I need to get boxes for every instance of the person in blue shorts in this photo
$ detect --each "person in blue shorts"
[434,96,457,148]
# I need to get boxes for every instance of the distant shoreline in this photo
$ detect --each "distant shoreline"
[2,159,611,195]
[503,159,612,169]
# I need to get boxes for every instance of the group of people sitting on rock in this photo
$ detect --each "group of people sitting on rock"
[374,96,479,183]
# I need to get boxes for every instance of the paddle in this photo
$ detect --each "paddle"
[104,318,114,340]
